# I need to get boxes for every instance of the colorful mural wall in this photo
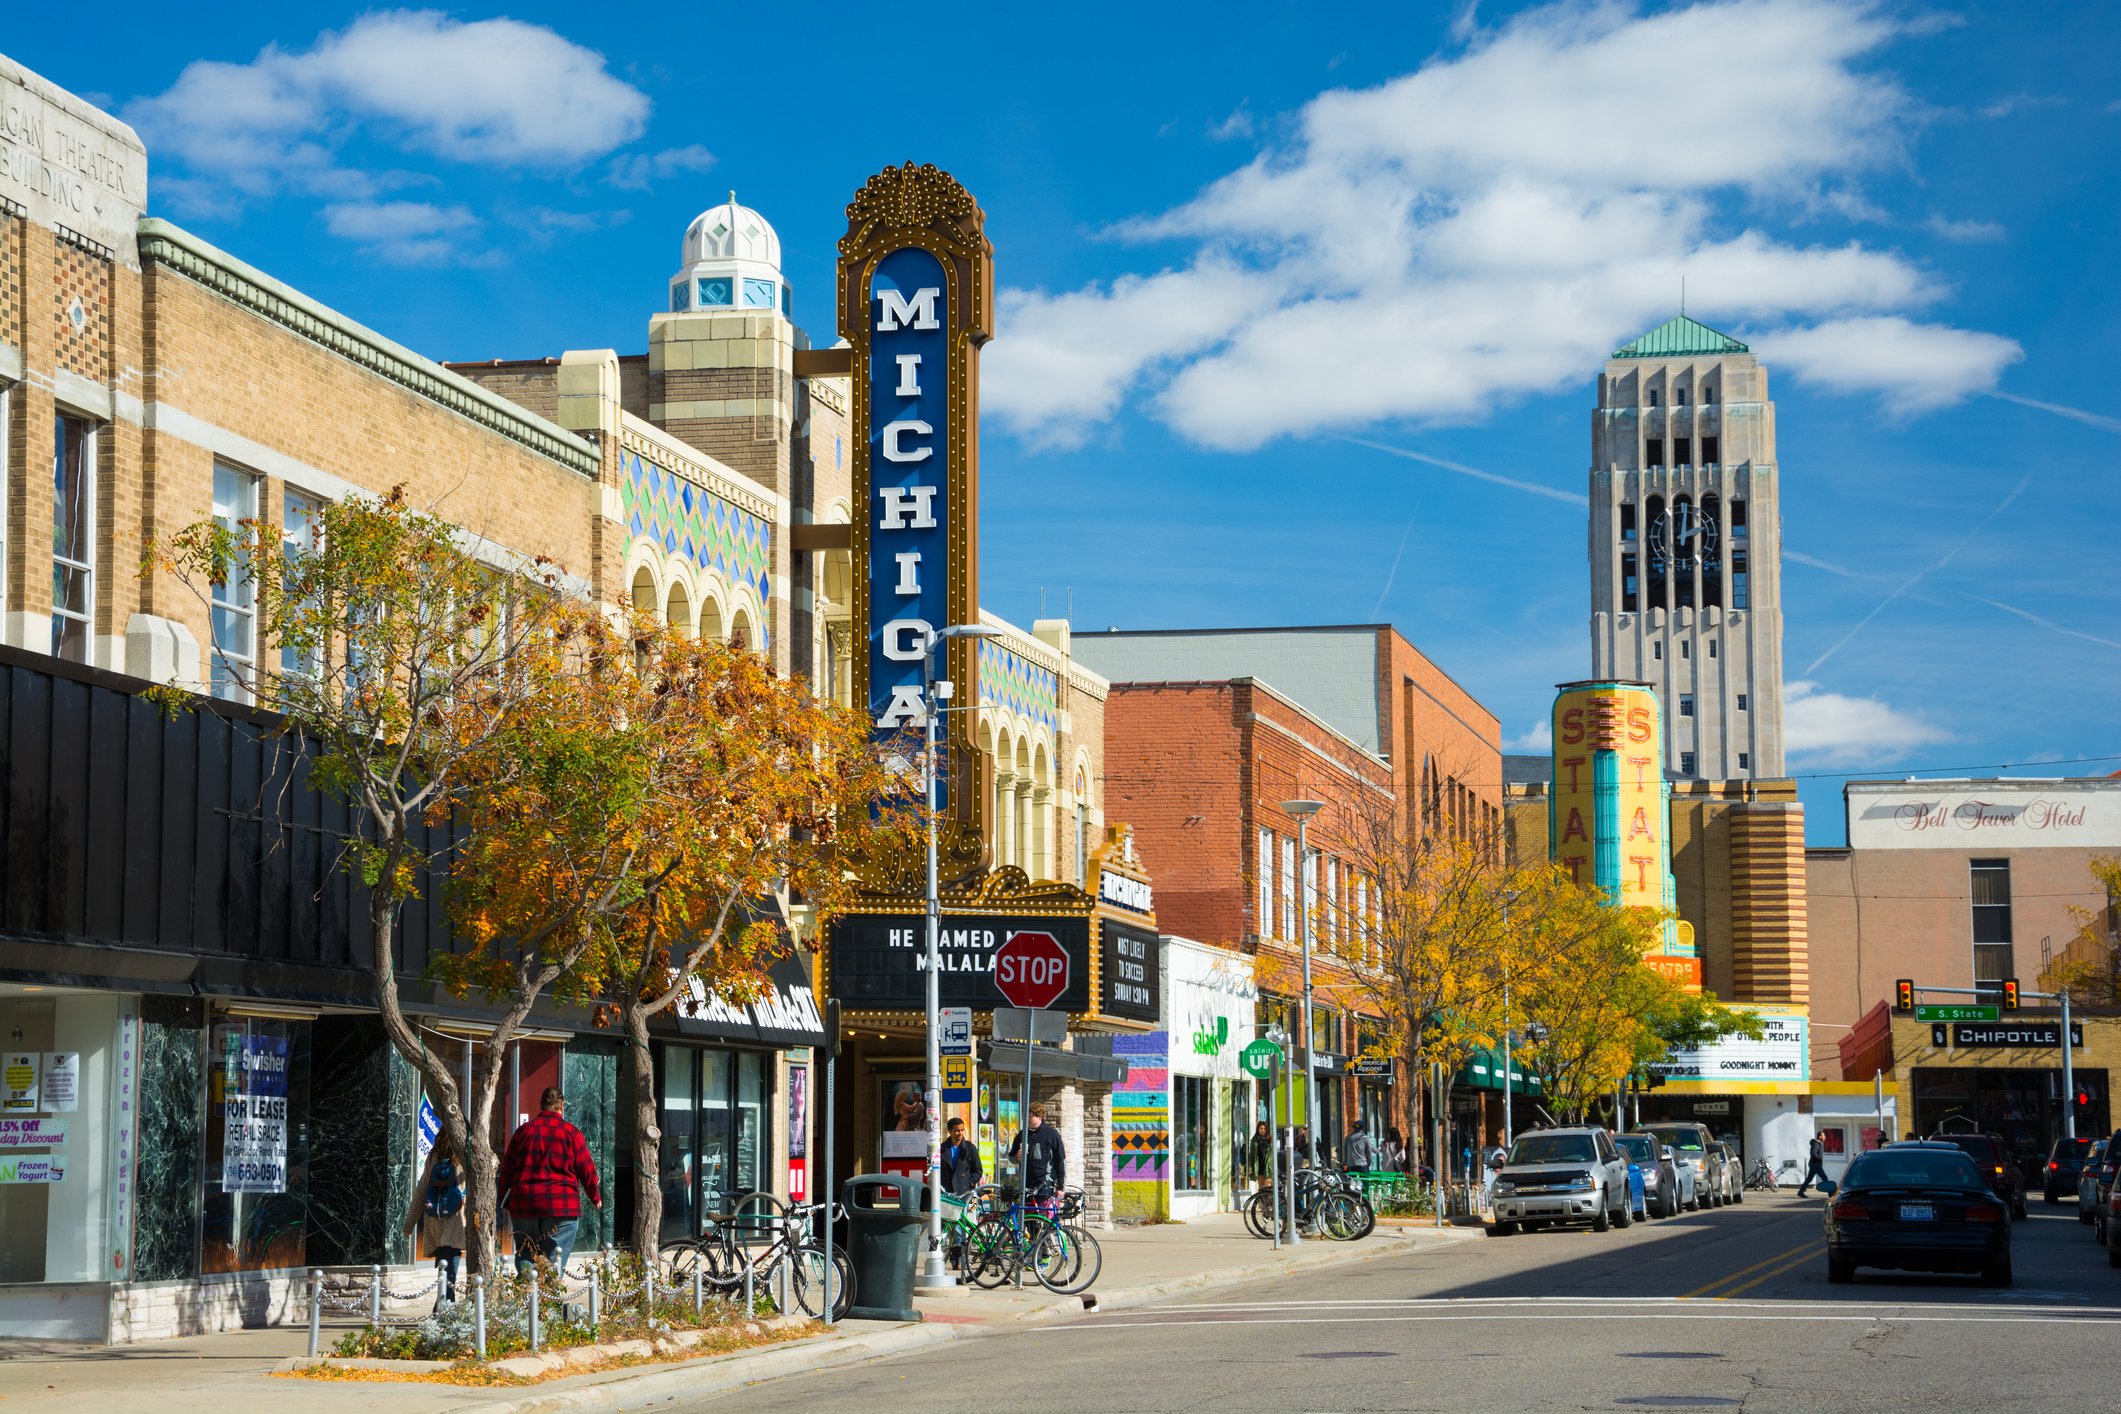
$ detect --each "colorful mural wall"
[1111,1031,1168,1220]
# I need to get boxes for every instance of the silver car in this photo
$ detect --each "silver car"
[1489,1127,1634,1234]
[1636,1122,1718,1211]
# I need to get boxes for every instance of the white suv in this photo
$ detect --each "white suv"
[1490,1127,1633,1234]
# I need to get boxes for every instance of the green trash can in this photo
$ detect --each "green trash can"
[842,1174,929,1322]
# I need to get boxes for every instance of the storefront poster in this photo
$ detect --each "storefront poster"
[0,1117,67,1147]
[787,1064,808,1160]
[942,1055,973,1102]
[223,1033,292,1194]
[41,1053,79,1112]
[3,1052,39,1111]
[0,1154,66,1184]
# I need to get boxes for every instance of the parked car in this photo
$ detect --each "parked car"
[2043,1136,2096,1205]
[1488,1127,1634,1235]
[1931,1131,2028,1219]
[1825,1141,2012,1287]
[1712,1141,1744,1205]
[1615,1132,1681,1218]
[1636,1122,1718,1211]
[2080,1130,2121,1228]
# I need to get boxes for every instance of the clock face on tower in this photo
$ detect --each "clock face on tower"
[1649,501,1718,567]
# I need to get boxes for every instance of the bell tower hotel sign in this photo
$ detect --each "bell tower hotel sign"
[1846,779,2121,852]
[1,55,148,264]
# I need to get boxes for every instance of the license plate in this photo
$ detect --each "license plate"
[1898,1204,1934,1222]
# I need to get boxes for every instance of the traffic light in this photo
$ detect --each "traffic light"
[2001,979,2019,1012]
[1896,979,1914,1014]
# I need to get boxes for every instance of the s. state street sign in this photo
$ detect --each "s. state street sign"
[993,931,1070,1011]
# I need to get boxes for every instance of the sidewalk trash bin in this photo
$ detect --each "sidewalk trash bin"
[842,1174,929,1322]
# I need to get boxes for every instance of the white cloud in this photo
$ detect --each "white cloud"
[1784,680,1954,765]
[1924,214,2005,243]
[606,144,717,191]
[323,200,479,266]
[1209,104,1255,141]
[127,11,648,212]
[982,0,2013,450]
[1752,316,2023,415]
[1502,720,1552,753]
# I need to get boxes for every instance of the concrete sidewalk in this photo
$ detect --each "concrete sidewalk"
[0,1214,1477,1414]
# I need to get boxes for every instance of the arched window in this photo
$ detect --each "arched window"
[1672,495,1696,609]
[1645,494,1668,610]
[730,607,752,651]
[667,583,693,638]
[699,596,724,643]
[632,567,657,620]
[1700,494,1722,608]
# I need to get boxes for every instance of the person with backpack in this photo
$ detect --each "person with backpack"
[404,1129,468,1310]
[1797,1132,1830,1197]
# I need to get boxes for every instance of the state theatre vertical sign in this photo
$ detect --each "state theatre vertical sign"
[842,163,995,876]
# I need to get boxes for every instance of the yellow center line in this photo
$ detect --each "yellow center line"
[1678,1239,1827,1300]
[1712,1243,1826,1299]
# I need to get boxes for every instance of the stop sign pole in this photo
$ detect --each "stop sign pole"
[993,931,1070,1240]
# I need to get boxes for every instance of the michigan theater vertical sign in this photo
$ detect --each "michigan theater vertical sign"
[841,163,995,873]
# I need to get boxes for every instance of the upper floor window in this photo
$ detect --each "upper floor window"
[210,465,260,700]
[283,493,325,676]
[1730,501,1748,538]
[1620,503,1637,541]
[52,414,96,663]
[1676,387,1690,406]
[1703,385,1718,404]
[1679,751,1696,776]
[1678,694,1695,717]
[1736,693,1748,711]
[1647,389,1661,407]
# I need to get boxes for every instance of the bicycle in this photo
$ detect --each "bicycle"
[663,1193,855,1320]
[1744,1157,1782,1192]
[961,1184,1101,1294]
[1244,1162,1373,1241]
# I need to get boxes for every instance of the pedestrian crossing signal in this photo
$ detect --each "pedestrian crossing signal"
[2001,979,2019,1011]
[1895,979,1914,1013]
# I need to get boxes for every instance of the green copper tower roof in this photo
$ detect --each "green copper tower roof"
[1611,315,1749,359]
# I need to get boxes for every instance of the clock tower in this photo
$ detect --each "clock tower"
[1588,316,1784,780]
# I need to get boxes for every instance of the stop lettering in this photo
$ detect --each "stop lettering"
[992,930,1070,1010]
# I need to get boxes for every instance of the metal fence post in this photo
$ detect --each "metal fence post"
[588,1262,599,1334]
[368,1264,381,1326]
[527,1268,539,1351]
[307,1269,322,1357]
[692,1258,702,1316]
[644,1264,655,1320]
[472,1275,486,1359]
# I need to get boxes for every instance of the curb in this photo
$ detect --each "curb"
[431,1225,1485,1413]
[435,1323,962,1414]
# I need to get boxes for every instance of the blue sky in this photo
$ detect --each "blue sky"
[16,0,2116,842]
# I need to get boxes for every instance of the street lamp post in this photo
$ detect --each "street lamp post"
[1279,799,1325,1210]
[918,622,1000,1290]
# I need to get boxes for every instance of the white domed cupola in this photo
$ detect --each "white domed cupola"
[669,191,789,317]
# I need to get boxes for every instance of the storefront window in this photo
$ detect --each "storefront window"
[1172,1076,1210,1193]
[201,1016,311,1273]
[1,989,132,1284]
[657,1045,775,1239]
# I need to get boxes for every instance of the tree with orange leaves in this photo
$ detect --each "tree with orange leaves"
[444,617,914,1258]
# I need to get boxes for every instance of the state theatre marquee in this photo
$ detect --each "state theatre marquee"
[1649,1008,1810,1084]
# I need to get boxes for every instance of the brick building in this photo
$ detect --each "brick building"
[1079,624,1503,1169]
[1812,777,2120,1084]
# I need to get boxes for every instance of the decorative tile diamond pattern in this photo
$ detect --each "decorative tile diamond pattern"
[620,450,770,603]
[980,643,1058,735]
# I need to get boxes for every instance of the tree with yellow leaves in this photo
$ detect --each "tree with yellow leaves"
[2038,855,2121,1006]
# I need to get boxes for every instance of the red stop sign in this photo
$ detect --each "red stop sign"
[993,930,1070,1010]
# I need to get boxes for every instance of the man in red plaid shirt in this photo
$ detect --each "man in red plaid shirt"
[498,1087,601,1276]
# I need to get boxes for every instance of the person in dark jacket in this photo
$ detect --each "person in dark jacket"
[1342,1124,1376,1172]
[1008,1102,1066,1197]
[1246,1121,1274,1190]
[940,1117,983,1194]
[497,1088,601,1276]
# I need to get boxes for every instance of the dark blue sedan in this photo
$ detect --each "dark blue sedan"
[1824,1143,2012,1287]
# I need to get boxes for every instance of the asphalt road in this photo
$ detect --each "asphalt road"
[677,1191,2121,1412]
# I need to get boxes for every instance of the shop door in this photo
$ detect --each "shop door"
[658,1046,773,1241]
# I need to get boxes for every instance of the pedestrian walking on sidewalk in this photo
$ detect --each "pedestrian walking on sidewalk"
[941,1117,983,1194]
[1797,1133,1829,1197]
[1008,1101,1067,1199]
[1343,1124,1375,1172]
[498,1087,602,1277]
[1380,1127,1408,1174]
[1247,1121,1274,1190]
[404,1131,468,1310]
